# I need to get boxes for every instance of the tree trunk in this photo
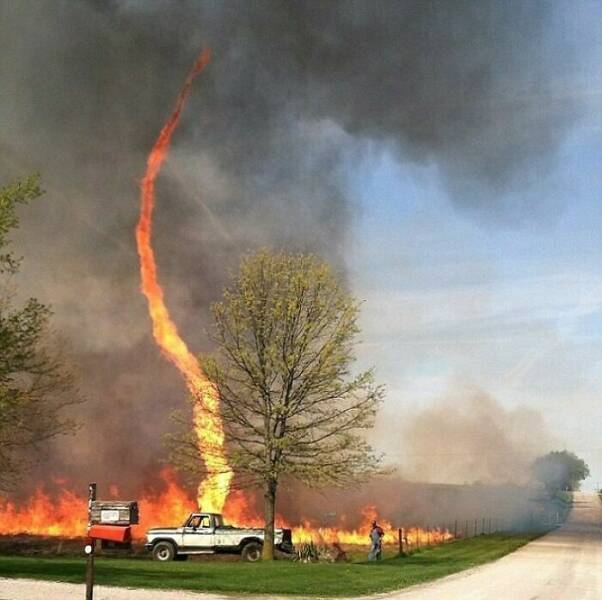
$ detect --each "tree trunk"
[262,479,277,560]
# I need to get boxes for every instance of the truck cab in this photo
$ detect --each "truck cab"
[181,513,221,549]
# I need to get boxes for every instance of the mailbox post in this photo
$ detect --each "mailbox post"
[85,483,97,600]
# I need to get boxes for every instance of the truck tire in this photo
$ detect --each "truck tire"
[241,541,263,562]
[152,541,176,562]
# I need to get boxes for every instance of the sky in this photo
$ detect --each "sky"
[348,115,602,488]
[2,0,602,493]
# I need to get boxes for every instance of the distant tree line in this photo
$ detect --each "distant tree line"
[531,450,590,494]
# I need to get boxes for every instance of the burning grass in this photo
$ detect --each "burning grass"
[0,472,453,548]
[0,470,195,539]
[0,533,541,596]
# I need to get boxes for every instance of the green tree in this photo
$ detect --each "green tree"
[531,450,590,494]
[172,250,384,559]
[0,175,79,488]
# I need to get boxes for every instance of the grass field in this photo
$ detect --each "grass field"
[0,533,541,597]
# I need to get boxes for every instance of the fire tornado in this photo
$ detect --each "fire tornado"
[135,48,233,513]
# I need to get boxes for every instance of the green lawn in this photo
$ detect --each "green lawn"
[0,534,541,597]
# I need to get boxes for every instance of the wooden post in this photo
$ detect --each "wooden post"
[85,483,97,600]
[398,528,403,555]
[474,519,478,537]
[454,519,458,538]
[482,518,486,536]
[488,517,492,534]
[465,520,468,538]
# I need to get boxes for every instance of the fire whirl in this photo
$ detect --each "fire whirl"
[135,47,233,513]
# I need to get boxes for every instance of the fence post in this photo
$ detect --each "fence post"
[474,519,478,537]
[482,518,486,536]
[398,528,403,555]
[454,519,458,538]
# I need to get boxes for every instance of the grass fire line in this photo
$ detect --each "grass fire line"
[0,470,453,548]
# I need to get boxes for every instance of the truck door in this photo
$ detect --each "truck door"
[182,514,215,549]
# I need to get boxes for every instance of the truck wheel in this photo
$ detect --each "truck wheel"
[152,541,176,561]
[241,541,263,562]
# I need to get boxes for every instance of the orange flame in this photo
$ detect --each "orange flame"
[289,510,452,547]
[135,47,233,513]
[0,470,194,538]
[0,474,452,547]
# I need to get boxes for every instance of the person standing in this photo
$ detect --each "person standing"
[368,520,384,561]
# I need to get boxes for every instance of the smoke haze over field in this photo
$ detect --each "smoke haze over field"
[278,478,539,533]
[399,389,557,485]
[0,1,599,495]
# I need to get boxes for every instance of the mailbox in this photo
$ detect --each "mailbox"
[89,501,139,526]
[88,524,132,543]
[87,497,137,547]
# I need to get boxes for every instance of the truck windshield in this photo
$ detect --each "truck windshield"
[184,514,211,528]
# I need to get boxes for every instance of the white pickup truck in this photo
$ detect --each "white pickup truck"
[145,512,293,562]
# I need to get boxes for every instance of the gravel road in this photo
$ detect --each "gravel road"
[388,491,601,600]
[0,578,235,600]
[0,492,600,600]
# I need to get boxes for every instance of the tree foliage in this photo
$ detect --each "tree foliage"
[171,250,384,559]
[0,175,79,487]
[531,450,590,493]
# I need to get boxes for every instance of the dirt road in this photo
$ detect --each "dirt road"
[0,493,600,599]
[390,491,601,600]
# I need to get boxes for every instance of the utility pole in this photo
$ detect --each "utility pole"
[85,483,97,600]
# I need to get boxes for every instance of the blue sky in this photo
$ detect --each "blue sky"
[345,113,602,488]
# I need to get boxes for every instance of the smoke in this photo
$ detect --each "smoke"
[398,388,557,486]
[0,1,582,492]
[276,387,557,526]
[277,478,538,532]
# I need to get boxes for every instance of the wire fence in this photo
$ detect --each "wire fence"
[392,509,566,555]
